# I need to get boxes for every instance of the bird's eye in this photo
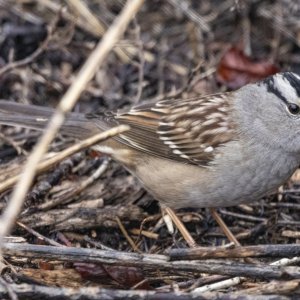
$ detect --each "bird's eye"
[287,103,300,115]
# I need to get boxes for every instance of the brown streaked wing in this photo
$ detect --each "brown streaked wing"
[115,105,180,160]
[114,93,236,165]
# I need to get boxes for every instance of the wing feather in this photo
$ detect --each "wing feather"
[98,93,236,165]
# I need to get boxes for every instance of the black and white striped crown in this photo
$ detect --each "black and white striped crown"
[261,72,300,104]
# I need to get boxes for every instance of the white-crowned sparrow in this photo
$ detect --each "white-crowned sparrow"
[0,72,300,209]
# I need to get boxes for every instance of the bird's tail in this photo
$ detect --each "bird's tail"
[0,100,101,138]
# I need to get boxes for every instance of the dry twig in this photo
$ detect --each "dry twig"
[0,0,144,248]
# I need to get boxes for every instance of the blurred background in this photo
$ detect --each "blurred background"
[0,0,299,111]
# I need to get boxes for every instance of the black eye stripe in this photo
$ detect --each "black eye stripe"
[261,77,288,104]
[259,73,300,115]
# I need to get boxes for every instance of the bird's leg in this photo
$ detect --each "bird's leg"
[163,207,240,248]
[210,208,240,246]
[210,209,260,265]
[164,206,197,248]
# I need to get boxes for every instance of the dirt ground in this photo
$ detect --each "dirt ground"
[0,1,299,299]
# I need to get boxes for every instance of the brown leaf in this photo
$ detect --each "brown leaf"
[74,262,150,289]
[217,47,279,89]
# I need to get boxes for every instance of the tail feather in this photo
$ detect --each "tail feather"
[0,100,102,138]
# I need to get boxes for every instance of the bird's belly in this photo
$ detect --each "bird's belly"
[130,150,299,209]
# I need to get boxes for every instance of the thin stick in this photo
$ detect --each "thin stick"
[210,208,241,246]
[169,244,300,260]
[0,125,129,193]
[165,207,197,248]
[65,0,130,63]
[0,0,144,245]
[16,222,63,247]
[116,217,141,253]
[0,277,17,300]
[0,18,56,76]
[3,243,300,281]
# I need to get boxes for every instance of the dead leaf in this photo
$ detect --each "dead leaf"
[74,262,150,289]
[217,47,279,89]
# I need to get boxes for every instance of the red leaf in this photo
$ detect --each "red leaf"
[74,262,150,289]
[217,47,279,89]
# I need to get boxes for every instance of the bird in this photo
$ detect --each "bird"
[0,72,300,210]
